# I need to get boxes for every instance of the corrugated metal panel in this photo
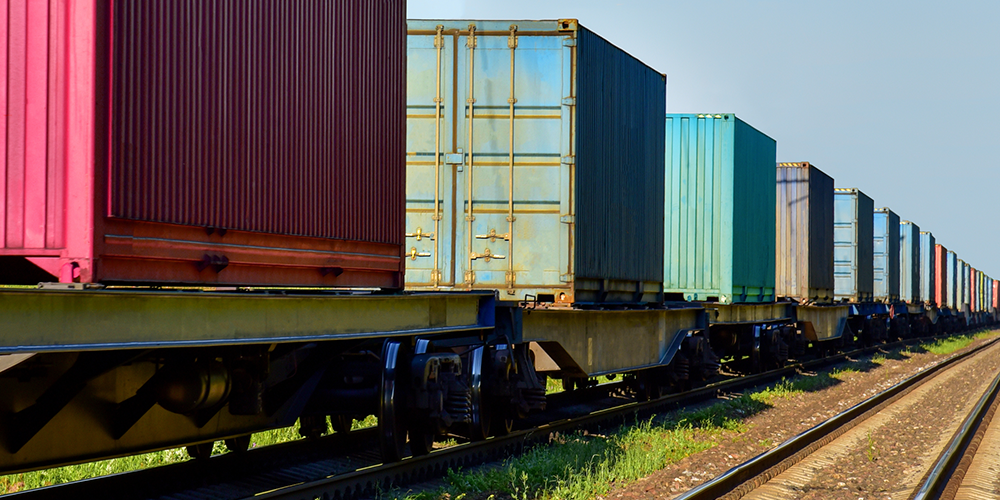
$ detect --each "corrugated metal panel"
[961,261,970,310]
[947,251,958,310]
[872,208,900,301]
[404,20,666,303]
[935,243,947,308]
[993,280,998,310]
[109,0,405,244]
[921,232,936,305]
[833,188,874,302]
[2,0,65,251]
[775,162,834,302]
[575,26,665,286]
[900,221,920,303]
[664,114,776,303]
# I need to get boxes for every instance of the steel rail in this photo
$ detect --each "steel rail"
[911,357,1000,500]
[675,335,1000,500]
[9,334,964,500]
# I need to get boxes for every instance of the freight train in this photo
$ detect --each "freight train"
[0,3,995,476]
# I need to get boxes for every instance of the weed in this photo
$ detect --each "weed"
[865,430,879,462]
[871,353,886,365]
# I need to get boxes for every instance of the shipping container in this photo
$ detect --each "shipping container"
[775,162,834,303]
[899,221,920,304]
[923,234,937,306]
[935,244,948,308]
[960,260,970,311]
[993,280,998,311]
[663,114,776,303]
[405,20,666,303]
[834,188,874,302]
[947,251,958,310]
[971,267,978,312]
[872,208,900,301]
[1,0,406,287]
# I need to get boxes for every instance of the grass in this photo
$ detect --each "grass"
[391,371,847,500]
[0,415,377,494]
[919,329,999,355]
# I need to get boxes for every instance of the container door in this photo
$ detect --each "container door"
[454,25,568,297]
[405,27,459,288]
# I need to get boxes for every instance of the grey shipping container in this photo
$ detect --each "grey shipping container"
[404,20,666,303]
[899,221,920,304]
[919,231,935,305]
[664,114,777,304]
[962,260,971,310]
[873,208,900,301]
[775,162,834,303]
[834,188,874,302]
[947,251,958,310]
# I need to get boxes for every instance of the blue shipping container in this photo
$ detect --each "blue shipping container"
[899,221,920,304]
[873,208,900,301]
[918,231,935,305]
[947,251,958,310]
[404,20,666,303]
[664,114,777,303]
[834,188,874,302]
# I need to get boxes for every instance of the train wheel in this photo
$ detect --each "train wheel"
[224,434,252,453]
[561,377,576,392]
[379,340,407,462]
[331,415,353,434]
[493,414,515,436]
[468,346,492,441]
[186,442,214,460]
[408,420,435,456]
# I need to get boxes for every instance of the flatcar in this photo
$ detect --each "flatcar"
[0,3,995,479]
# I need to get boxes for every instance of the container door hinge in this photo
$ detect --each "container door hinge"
[506,271,517,294]
[561,155,575,165]
[446,149,465,171]
[562,38,577,47]
[430,269,443,286]
[464,270,476,286]
[561,97,576,106]
[560,214,575,224]
[560,273,574,283]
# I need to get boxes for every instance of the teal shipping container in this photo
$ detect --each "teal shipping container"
[834,188,874,302]
[899,221,920,304]
[663,114,777,304]
[873,208,900,302]
[404,20,666,303]
[919,231,935,305]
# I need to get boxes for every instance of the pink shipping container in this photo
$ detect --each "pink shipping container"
[1,0,405,287]
[993,280,998,310]
[970,267,978,312]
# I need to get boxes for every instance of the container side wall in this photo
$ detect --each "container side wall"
[857,193,875,297]
[108,0,405,245]
[730,118,775,302]
[776,163,833,301]
[575,26,665,287]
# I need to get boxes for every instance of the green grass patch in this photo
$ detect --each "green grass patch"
[395,371,846,500]
[0,416,377,494]
[917,329,999,355]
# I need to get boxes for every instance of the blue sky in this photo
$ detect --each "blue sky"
[407,0,1000,278]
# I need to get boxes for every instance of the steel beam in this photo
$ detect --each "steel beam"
[0,290,494,353]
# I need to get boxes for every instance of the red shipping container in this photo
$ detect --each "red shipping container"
[993,280,998,310]
[934,244,948,308]
[1,0,405,287]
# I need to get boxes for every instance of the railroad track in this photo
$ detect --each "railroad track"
[912,347,1000,500]
[10,335,968,500]
[676,334,1000,500]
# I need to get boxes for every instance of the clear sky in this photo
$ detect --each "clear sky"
[407,0,1000,279]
